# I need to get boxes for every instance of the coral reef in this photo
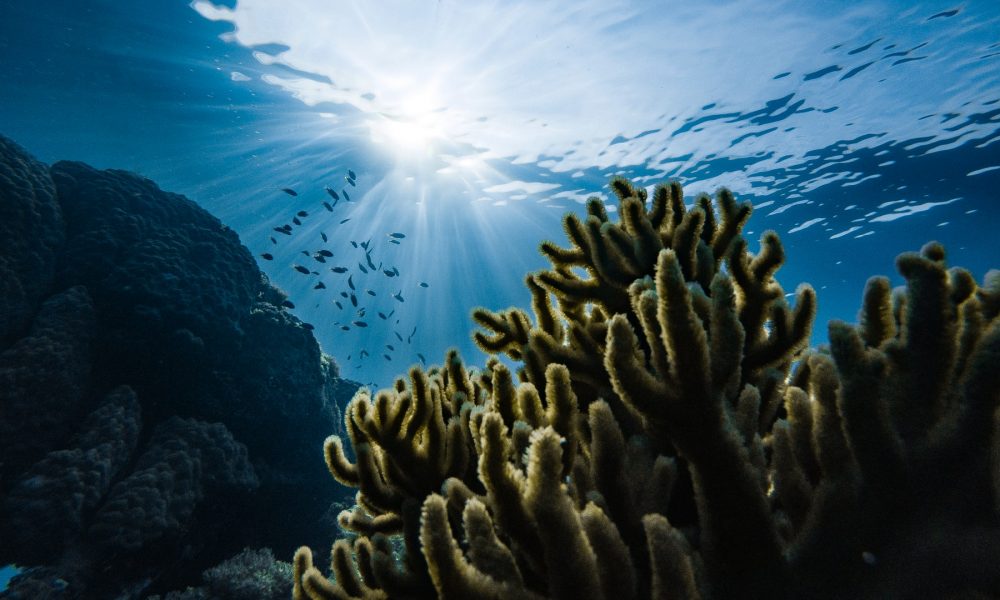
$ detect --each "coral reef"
[147,547,293,600]
[0,134,359,598]
[295,178,1000,599]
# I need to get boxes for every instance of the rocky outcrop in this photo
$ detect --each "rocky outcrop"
[0,135,358,599]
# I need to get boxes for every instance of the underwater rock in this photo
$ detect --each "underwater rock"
[0,285,96,481]
[51,160,260,352]
[0,133,359,598]
[2,386,140,563]
[0,136,64,345]
[90,417,258,552]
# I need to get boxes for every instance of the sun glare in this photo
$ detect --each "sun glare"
[372,114,442,154]
[368,85,451,159]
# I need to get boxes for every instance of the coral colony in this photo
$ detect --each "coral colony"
[293,178,1000,599]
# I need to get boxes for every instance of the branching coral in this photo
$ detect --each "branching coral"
[294,178,1000,599]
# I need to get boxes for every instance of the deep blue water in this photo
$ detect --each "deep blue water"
[1,0,997,394]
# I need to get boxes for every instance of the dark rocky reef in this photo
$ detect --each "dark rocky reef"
[0,134,359,599]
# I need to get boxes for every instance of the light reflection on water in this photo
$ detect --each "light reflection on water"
[0,0,996,389]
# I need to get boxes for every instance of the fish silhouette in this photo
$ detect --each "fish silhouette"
[281,188,298,196]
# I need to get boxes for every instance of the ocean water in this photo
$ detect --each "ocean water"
[0,1,997,395]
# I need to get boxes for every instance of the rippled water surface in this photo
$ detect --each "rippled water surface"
[1,0,998,388]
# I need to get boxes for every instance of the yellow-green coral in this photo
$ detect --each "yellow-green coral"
[294,178,1000,599]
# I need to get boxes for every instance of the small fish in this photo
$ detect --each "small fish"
[282,300,296,309]
[357,308,366,317]
[353,321,368,328]
[331,266,348,273]
[322,201,334,212]
[386,344,395,351]
[348,169,356,180]
[343,190,351,202]
[350,293,358,307]
[378,311,388,320]
[350,241,358,248]
[346,176,356,187]
[417,353,426,365]
[419,282,429,288]
[297,210,309,217]
[281,187,298,196]
[270,236,277,244]
[360,350,369,358]
[339,292,348,298]
[358,264,368,274]
[341,325,350,331]
[302,323,314,331]
[321,232,328,242]
[325,187,340,201]
[387,310,395,318]
[301,250,310,256]
[408,326,417,343]
[393,291,405,303]
[366,254,376,270]
[388,232,406,239]
[395,331,404,342]
[348,275,355,290]
[335,301,343,309]
[260,253,273,260]
[366,289,376,297]
[294,265,310,274]
[392,267,400,276]
[273,227,292,235]
[318,249,334,257]
[340,218,351,224]
[347,353,352,361]
[361,240,370,250]
[313,255,327,263]
[383,354,392,361]
[383,269,396,277]
[314,282,326,290]
[388,239,401,245]
[293,217,302,226]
